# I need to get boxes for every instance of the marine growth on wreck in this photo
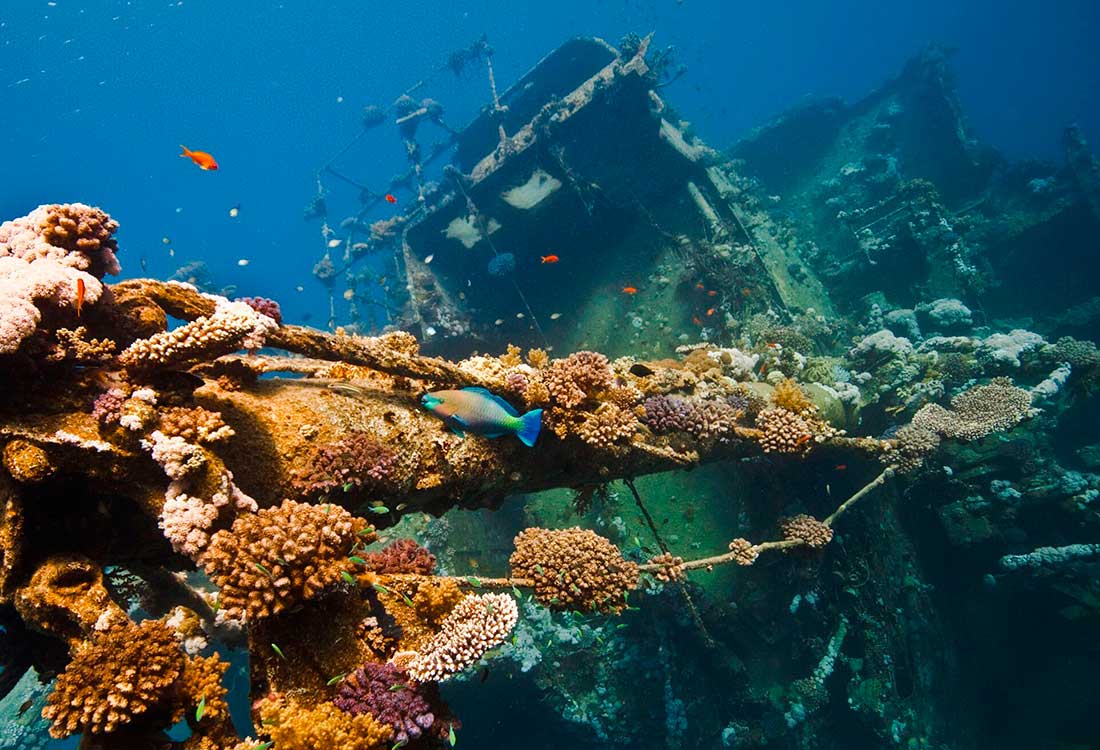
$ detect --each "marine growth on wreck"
[2,13,1099,750]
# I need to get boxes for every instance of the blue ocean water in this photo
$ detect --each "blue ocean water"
[2,1,1097,328]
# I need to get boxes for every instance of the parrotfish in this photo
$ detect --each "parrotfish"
[420,387,542,447]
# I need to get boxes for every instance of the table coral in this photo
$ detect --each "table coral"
[201,499,374,622]
[42,619,184,738]
[334,662,436,743]
[912,378,1032,441]
[403,592,518,682]
[509,527,638,613]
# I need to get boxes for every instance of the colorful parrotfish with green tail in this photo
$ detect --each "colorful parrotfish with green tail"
[420,387,542,447]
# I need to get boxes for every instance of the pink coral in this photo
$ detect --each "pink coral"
[334,662,436,743]
[0,204,120,354]
[92,388,128,426]
[235,296,283,325]
[361,538,436,575]
[293,431,398,498]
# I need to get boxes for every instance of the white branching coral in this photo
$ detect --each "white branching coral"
[403,593,518,682]
[143,431,205,480]
[120,296,278,371]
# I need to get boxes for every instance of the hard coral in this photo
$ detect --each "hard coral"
[882,423,942,473]
[404,593,518,682]
[780,514,834,549]
[334,662,436,743]
[543,351,614,408]
[235,295,283,325]
[912,377,1032,441]
[256,695,391,750]
[509,527,638,613]
[362,538,436,575]
[641,395,742,442]
[0,203,120,276]
[755,407,813,454]
[158,406,234,444]
[727,538,759,566]
[120,296,277,372]
[201,499,374,622]
[648,552,686,582]
[576,403,639,449]
[42,620,184,738]
[292,430,399,498]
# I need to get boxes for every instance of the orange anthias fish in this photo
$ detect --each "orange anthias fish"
[385,193,397,204]
[75,278,86,318]
[692,315,703,326]
[540,255,560,264]
[179,145,218,171]
[622,286,638,295]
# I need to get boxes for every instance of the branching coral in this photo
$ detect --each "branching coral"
[119,295,277,372]
[402,593,518,682]
[648,552,686,582]
[143,431,206,480]
[158,406,234,444]
[755,407,813,454]
[641,394,741,441]
[543,351,614,408]
[235,295,283,325]
[201,499,374,622]
[576,403,639,449]
[42,619,183,738]
[292,431,399,498]
[779,514,834,549]
[334,662,436,743]
[727,538,760,566]
[361,538,436,575]
[256,696,391,750]
[881,423,942,473]
[509,527,638,613]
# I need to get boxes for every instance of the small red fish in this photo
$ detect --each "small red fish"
[706,307,715,316]
[541,255,560,264]
[767,342,781,349]
[796,434,812,445]
[622,286,638,295]
[179,144,218,171]
[741,287,752,297]
[835,464,847,471]
[385,193,397,204]
[75,277,86,318]
[695,283,705,290]
[707,290,717,297]
[692,315,703,326]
